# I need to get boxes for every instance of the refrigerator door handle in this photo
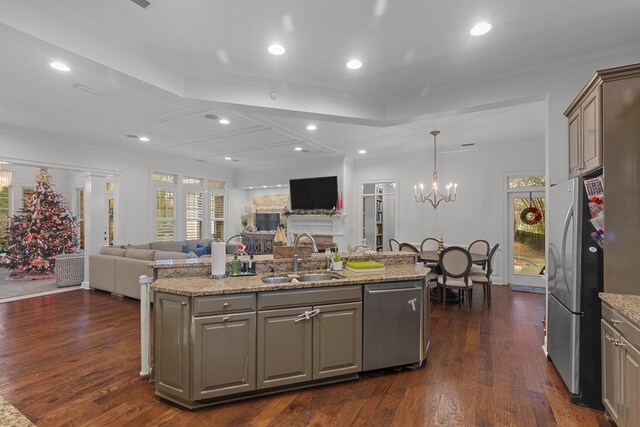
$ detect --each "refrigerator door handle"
[560,204,574,294]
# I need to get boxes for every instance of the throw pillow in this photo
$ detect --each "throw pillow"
[181,245,191,254]
[192,245,208,257]
[197,244,212,255]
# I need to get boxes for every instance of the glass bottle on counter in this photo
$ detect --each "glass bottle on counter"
[231,253,241,275]
[248,254,256,274]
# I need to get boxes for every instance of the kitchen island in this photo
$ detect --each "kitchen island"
[151,253,430,409]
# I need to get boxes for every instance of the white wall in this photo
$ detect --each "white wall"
[0,127,235,248]
[351,141,545,283]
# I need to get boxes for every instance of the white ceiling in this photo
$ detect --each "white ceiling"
[0,0,639,168]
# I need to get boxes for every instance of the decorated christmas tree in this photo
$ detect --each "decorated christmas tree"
[3,169,79,276]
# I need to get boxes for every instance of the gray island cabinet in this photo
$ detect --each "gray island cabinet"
[152,263,429,409]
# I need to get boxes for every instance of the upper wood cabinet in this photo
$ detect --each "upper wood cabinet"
[565,83,603,177]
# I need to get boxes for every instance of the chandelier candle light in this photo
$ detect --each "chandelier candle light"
[414,130,458,210]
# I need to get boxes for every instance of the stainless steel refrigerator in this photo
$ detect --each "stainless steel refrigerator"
[547,174,603,409]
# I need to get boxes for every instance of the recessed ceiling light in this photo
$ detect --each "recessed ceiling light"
[358,149,367,154]
[262,185,267,188]
[346,59,363,70]
[219,118,230,125]
[0,161,11,165]
[139,136,150,142]
[224,157,232,160]
[268,44,286,55]
[277,184,282,187]
[470,22,492,36]
[294,147,303,151]
[50,62,70,72]
[306,124,317,131]
[249,186,254,189]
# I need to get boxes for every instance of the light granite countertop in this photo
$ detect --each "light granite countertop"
[600,292,640,326]
[152,263,429,296]
[150,251,416,269]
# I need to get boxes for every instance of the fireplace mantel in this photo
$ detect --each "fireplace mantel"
[286,214,346,251]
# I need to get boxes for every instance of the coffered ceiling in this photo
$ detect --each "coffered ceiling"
[0,0,639,168]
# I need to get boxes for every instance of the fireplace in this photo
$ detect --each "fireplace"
[286,215,346,251]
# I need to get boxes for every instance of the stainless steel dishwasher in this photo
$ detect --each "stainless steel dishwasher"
[363,280,429,371]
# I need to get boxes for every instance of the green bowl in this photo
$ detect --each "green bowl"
[345,261,385,270]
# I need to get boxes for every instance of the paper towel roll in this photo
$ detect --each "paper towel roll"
[211,241,226,278]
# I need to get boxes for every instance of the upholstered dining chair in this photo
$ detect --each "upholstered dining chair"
[399,242,419,253]
[389,238,400,251]
[470,243,499,306]
[436,246,472,310]
[468,239,490,269]
[420,237,440,269]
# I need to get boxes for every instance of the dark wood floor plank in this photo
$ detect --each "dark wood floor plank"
[0,285,611,426]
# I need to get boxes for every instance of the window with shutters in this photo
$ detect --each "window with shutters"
[156,188,176,241]
[210,193,224,240]
[185,191,203,240]
[153,172,225,242]
[22,187,34,208]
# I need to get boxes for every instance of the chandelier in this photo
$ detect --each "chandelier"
[0,164,12,191]
[414,130,457,209]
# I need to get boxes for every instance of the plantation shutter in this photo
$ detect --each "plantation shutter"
[185,191,203,240]
[210,194,224,240]
[156,189,176,241]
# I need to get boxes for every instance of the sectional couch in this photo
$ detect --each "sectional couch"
[88,239,211,300]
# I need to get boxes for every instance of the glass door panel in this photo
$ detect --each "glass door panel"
[509,191,545,286]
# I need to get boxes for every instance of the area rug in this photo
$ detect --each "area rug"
[0,395,34,427]
[510,284,546,294]
[0,269,58,300]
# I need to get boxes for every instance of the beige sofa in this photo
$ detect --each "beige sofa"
[89,239,211,300]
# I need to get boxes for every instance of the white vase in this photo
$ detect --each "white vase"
[331,261,343,271]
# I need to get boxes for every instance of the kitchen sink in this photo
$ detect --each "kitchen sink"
[261,276,293,284]
[297,272,344,282]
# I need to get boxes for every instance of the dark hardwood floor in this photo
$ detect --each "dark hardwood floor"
[0,286,611,426]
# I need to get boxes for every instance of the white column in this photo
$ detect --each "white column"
[82,173,107,288]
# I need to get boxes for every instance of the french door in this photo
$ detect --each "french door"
[508,190,545,287]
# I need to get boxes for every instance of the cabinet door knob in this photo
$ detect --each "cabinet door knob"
[223,302,229,307]
[223,316,230,322]
[181,301,187,306]
[611,319,622,324]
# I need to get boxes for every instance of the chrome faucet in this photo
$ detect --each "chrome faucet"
[293,233,318,272]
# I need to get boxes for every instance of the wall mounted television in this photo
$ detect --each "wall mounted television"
[289,176,338,210]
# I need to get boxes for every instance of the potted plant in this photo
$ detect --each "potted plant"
[332,252,343,271]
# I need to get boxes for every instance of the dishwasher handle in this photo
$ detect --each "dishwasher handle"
[365,287,419,295]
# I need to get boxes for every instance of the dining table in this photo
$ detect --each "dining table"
[420,250,489,303]
[420,250,489,264]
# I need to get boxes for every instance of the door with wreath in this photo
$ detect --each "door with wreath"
[507,190,545,287]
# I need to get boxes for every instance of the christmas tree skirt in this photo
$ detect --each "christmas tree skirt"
[0,269,60,300]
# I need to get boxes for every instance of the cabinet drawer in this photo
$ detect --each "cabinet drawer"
[258,286,361,310]
[194,294,256,316]
[602,302,640,350]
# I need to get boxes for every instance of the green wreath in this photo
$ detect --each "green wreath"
[520,206,542,225]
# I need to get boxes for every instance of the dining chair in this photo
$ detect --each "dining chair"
[398,242,419,253]
[470,243,499,306]
[468,239,490,270]
[420,237,440,268]
[389,238,400,251]
[436,246,472,310]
